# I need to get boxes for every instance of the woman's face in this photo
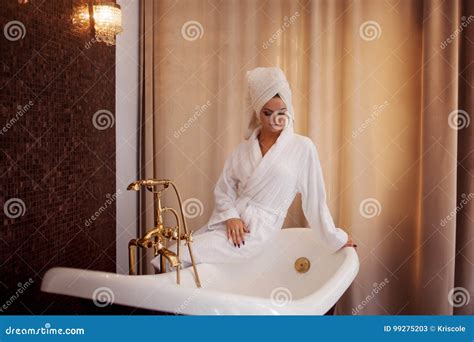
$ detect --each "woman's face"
[259,96,288,134]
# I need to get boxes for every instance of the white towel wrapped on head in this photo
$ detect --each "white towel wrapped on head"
[244,66,295,138]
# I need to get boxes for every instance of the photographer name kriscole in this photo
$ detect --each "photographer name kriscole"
[437,325,466,332]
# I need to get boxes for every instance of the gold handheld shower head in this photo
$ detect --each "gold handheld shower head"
[127,179,171,191]
[127,181,141,191]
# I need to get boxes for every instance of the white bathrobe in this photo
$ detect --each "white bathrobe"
[151,125,348,270]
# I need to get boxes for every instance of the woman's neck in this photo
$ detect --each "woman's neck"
[258,127,281,144]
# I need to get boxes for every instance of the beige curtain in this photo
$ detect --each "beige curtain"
[138,0,473,315]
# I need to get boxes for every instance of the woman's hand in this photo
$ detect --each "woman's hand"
[344,236,357,248]
[225,218,250,248]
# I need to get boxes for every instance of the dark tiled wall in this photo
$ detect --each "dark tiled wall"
[0,0,116,314]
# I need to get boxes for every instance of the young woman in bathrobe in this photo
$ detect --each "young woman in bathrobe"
[151,67,355,271]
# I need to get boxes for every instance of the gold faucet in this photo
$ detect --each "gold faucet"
[127,179,201,288]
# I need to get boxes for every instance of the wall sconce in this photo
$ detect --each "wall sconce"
[72,1,123,46]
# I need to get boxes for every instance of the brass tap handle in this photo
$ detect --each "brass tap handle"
[181,231,194,245]
[162,226,179,240]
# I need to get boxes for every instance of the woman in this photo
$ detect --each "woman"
[151,66,355,271]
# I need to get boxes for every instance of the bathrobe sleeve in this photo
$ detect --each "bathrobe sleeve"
[207,151,241,230]
[298,138,348,253]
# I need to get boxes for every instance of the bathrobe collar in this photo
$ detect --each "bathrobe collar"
[242,125,293,197]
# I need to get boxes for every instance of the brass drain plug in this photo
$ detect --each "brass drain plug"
[294,257,310,273]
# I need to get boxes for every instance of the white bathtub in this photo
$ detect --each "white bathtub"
[41,228,359,315]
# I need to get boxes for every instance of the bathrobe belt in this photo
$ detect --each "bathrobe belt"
[236,195,286,220]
